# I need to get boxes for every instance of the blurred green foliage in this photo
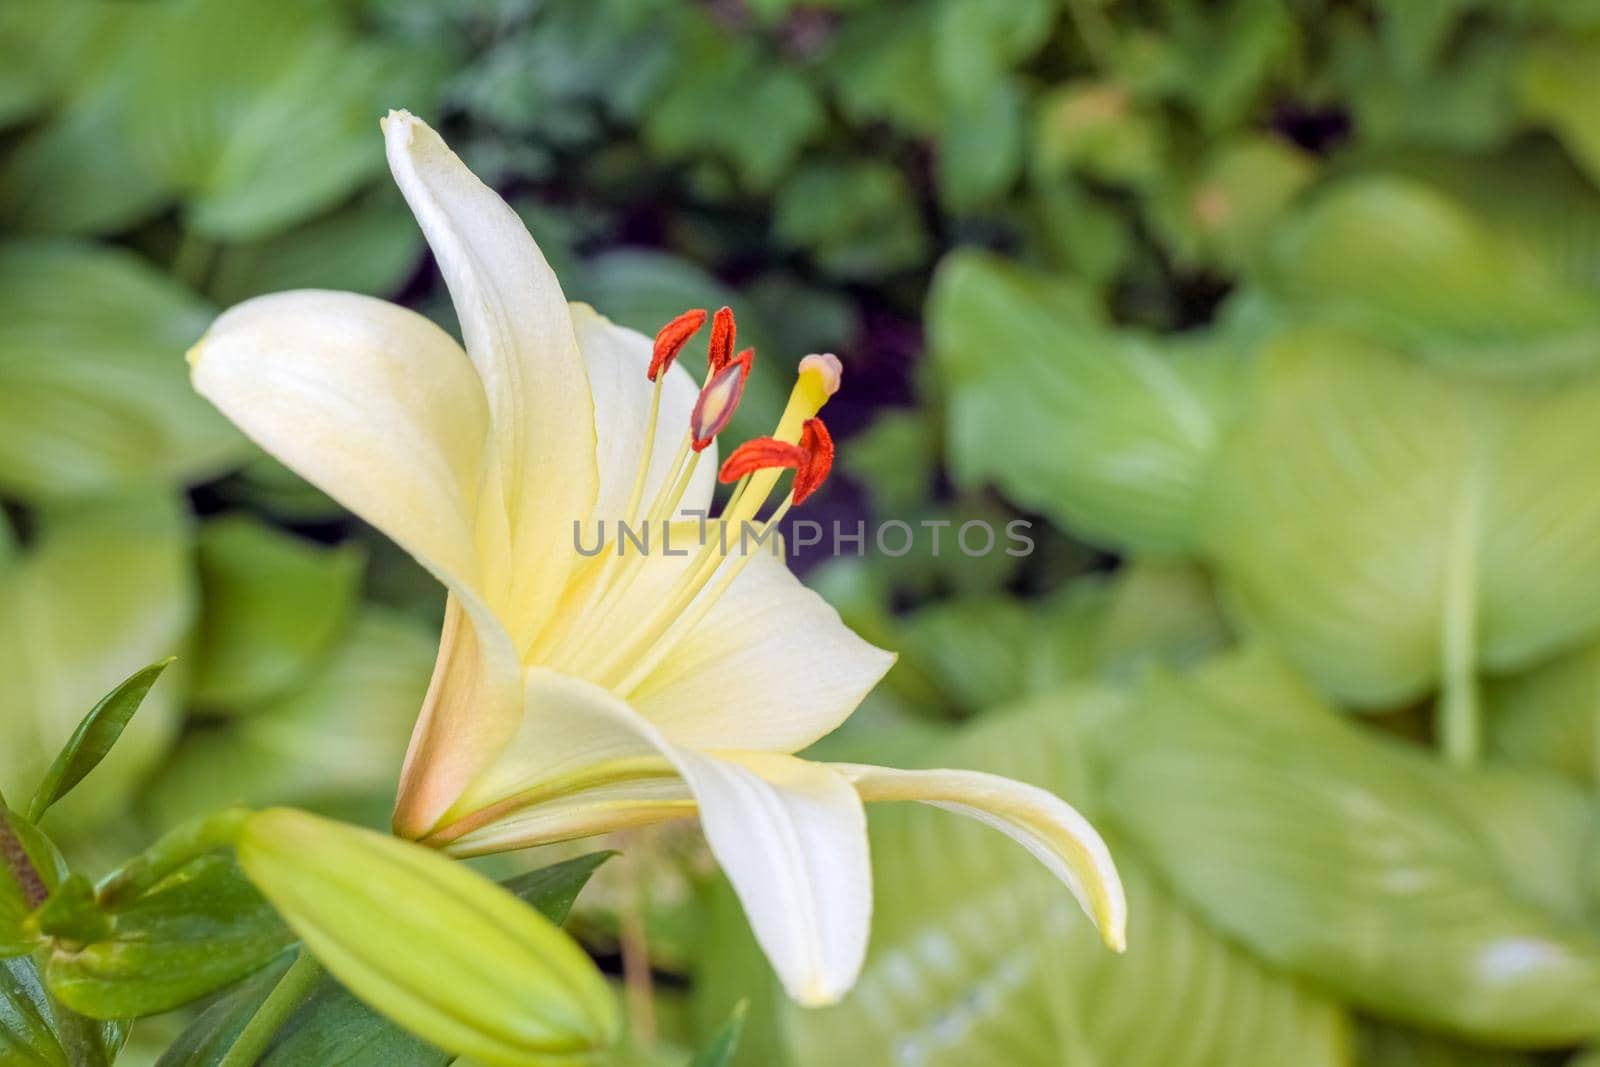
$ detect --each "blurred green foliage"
[9,0,1600,1064]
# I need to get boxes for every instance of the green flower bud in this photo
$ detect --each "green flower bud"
[237,809,618,1067]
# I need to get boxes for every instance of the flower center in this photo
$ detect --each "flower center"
[537,308,840,694]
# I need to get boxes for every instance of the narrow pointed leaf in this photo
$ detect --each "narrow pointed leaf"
[28,660,171,823]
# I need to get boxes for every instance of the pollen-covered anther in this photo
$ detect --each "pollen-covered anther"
[690,355,751,452]
[648,308,708,381]
[791,418,834,504]
[708,306,737,375]
[718,438,808,483]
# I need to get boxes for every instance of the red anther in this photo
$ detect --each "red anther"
[792,418,834,504]
[718,437,807,483]
[649,308,708,382]
[690,357,749,452]
[731,348,755,386]
[708,306,736,374]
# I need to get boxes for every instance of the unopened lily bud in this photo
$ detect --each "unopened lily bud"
[237,809,618,1067]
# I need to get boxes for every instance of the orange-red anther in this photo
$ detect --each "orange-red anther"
[649,308,708,382]
[718,437,807,483]
[792,418,834,504]
[731,348,755,386]
[691,357,750,452]
[708,306,736,374]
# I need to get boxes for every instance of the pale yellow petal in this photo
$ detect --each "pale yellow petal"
[626,550,896,752]
[395,593,524,839]
[383,110,599,647]
[839,764,1128,952]
[570,303,716,524]
[440,669,874,1007]
[189,289,487,593]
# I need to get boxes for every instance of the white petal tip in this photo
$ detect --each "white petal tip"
[185,340,206,370]
[382,108,418,143]
[792,977,847,1009]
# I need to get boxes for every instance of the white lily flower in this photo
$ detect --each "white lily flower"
[188,110,1125,1006]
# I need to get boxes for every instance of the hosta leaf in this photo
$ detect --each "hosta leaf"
[783,698,1349,1066]
[1357,1019,1534,1067]
[1201,329,1600,709]
[0,242,241,497]
[1257,175,1600,374]
[118,0,422,240]
[1098,657,1600,1045]
[191,517,364,712]
[0,495,192,830]
[929,251,1238,554]
[1520,34,1600,191]
[1486,639,1600,786]
[147,610,434,828]
[205,192,425,307]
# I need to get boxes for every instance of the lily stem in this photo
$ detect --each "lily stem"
[216,949,324,1067]
[619,835,657,1050]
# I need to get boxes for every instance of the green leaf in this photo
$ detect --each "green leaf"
[0,494,192,830]
[147,610,434,827]
[204,192,426,307]
[937,79,1025,212]
[646,29,823,192]
[192,517,364,712]
[0,807,66,957]
[780,698,1349,1065]
[1487,638,1600,786]
[775,161,928,280]
[690,1001,747,1067]
[119,0,425,240]
[236,810,617,1065]
[929,251,1238,554]
[27,660,172,823]
[822,5,943,134]
[1356,1018,1535,1067]
[500,852,617,926]
[0,957,68,1067]
[156,852,613,1067]
[1257,175,1600,374]
[0,242,242,497]
[1520,33,1600,190]
[44,853,293,1019]
[1150,134,1317,272]
[1097,656,1600,1044]
[1200,329,1600,710]
[1,955,124,1067]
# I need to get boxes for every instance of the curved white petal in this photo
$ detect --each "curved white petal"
[383,110,598,645]
[627,550,896,752]
[571,303,716,524]
[189,289,487,594]
[838,764,1127,952]
[444,669,873,1007]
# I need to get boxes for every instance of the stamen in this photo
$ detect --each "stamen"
[690,354,751,451]
[718,438,807,483]
[707,306,736,374]
[648,309,707,382]
[791,418,834,504]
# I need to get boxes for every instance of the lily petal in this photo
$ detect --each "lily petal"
[571,303,717,523]
[395,594,524,839]
[627,550,896,752]
[445,668,873,1007]
[837,764,1128,952]
[383,109,599,645]
[189,289,486,592]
